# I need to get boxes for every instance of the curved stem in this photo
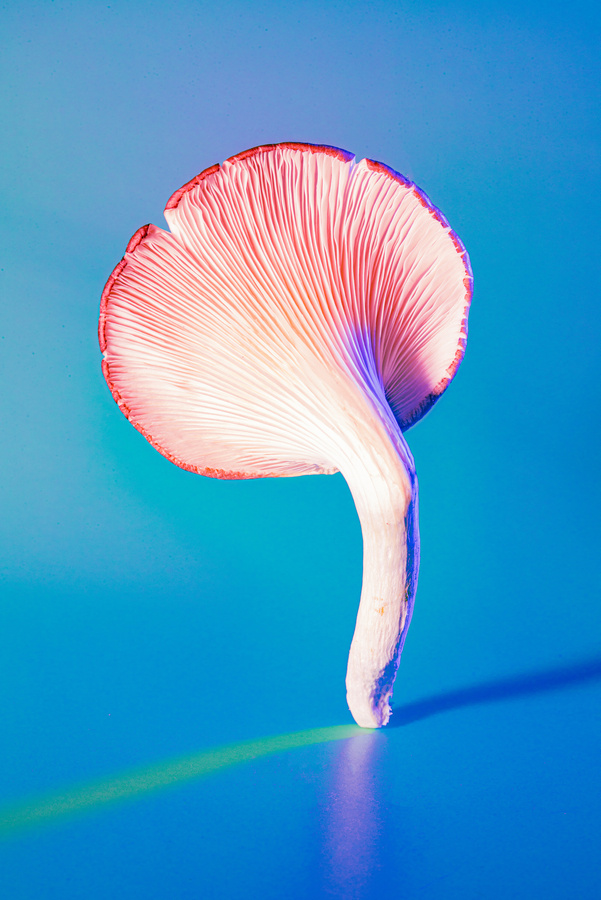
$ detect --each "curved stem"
[340,411,419,728]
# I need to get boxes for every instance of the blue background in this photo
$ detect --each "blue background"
[1,1,600,896]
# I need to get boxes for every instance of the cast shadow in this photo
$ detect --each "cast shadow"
[389,656,601,727]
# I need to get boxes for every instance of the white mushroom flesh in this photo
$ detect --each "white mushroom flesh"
[99,143,472,727]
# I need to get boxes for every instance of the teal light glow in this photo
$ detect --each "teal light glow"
[0,725,368,840]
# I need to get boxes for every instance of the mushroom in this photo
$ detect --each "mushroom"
[99,142,472,728]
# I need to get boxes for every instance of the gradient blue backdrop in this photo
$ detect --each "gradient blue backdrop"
[1,1,600,897]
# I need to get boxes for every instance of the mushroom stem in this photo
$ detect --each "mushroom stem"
[341,404,419,728]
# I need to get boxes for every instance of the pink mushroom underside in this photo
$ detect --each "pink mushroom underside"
[100,143,471,479]
[99,142,472,728]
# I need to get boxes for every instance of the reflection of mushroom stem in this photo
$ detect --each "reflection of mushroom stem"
[341,400,418,728]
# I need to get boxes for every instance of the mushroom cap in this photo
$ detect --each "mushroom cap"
[99,142,472,479]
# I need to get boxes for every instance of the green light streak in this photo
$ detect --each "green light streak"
[0,724,368,840]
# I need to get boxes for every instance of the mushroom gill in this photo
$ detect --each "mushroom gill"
[99,142,472,728]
